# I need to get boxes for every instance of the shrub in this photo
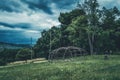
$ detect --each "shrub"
[16,48,34,62]
[0,59,6,66]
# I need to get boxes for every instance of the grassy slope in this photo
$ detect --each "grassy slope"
[0,55,120,80]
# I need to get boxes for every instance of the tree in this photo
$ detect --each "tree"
[34,26,61,59]
[78,0,100,54]
[16,48,34,62]
[0,58,6,66]
[0,49,19,66]
[98,6,120,52]
[59,9,86,47]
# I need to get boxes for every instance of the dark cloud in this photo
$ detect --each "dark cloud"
[0,22,41,44]
[0,22,31,29]
[0,0,77,14]
[22,0,77,14]
[0,29,39,44]
[20,0,53,14]
[0,0,21,12]
[0,30,25,43]
[0,22,15,28]
[14,23,32,29]
[52,0,77,9]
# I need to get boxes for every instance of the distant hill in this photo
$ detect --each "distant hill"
[0,42,31,50]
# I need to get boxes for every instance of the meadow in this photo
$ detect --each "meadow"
[0,55,120,80]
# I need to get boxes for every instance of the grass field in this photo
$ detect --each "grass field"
[0,55,120,80]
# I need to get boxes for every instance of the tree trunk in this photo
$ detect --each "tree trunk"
[88,33,94,55]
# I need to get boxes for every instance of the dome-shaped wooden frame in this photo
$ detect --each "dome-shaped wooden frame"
[49,46,87,60]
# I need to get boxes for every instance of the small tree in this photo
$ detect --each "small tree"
[16,48,34,62]
[0,58,6,66]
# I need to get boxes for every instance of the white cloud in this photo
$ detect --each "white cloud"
[0,5,60,30]
[98,0,113,3]
[98,0,120,8]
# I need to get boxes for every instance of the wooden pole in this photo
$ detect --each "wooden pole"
[31,37,33,60]
[48,30,52,60]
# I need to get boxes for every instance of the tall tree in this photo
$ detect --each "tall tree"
[78,0,100,54]
[99,6,120,52]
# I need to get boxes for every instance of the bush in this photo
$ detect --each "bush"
[16,48,34,62]
[0,59,6,66]
[0,49,19,66]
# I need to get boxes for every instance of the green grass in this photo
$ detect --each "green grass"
[0,55,120,80]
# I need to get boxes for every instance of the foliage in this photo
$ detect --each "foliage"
[16,48,34,61]
[0,49,19,65]
[0,59,6,66]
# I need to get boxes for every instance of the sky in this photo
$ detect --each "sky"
[0,0,120,44]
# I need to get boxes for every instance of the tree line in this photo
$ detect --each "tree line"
[34,0,120,58]
[0,48,33,66]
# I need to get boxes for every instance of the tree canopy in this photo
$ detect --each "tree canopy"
[16,48,34,62]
